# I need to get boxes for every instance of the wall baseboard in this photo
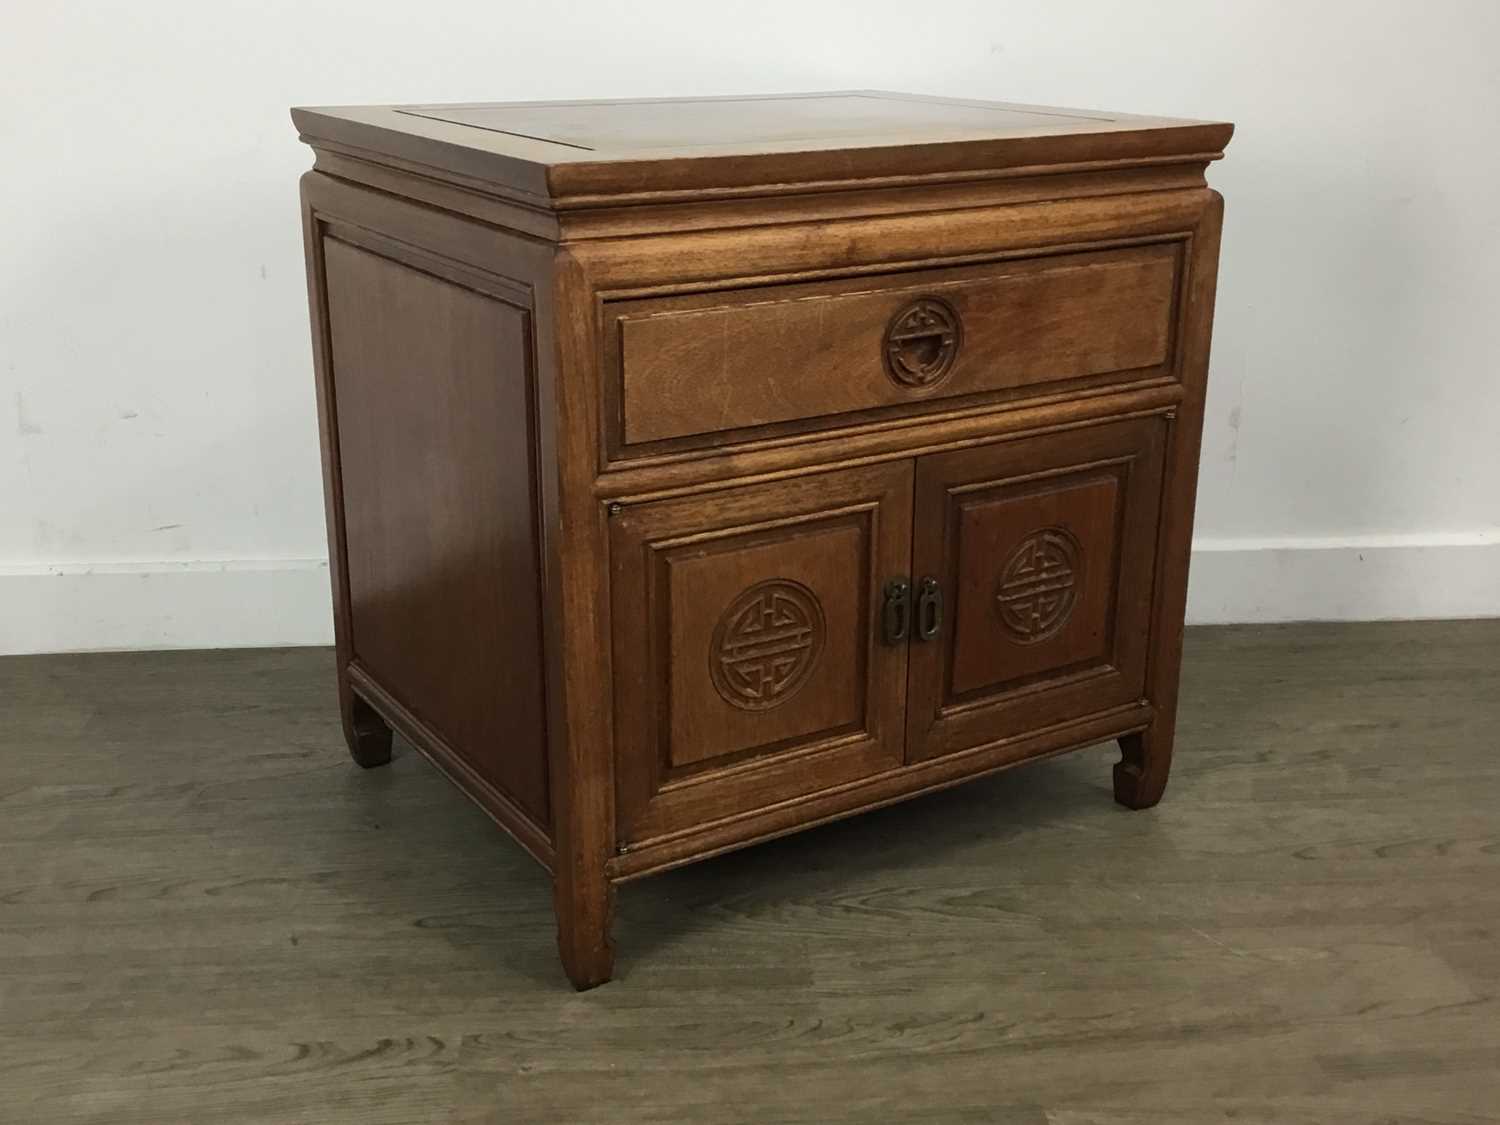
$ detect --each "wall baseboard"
[2,537,1495,655]
[0,559,334,655]
[1186,534,1500,625]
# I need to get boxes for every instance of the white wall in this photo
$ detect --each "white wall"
[3,1,1497,653]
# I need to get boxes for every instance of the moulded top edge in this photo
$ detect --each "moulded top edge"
[291,91,1233,207]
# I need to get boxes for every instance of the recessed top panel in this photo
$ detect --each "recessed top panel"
[396,93,1116,154]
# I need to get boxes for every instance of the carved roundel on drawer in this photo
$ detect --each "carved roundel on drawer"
[883,296,963,389]
[994,528,1082,643]
[710,579,826,711]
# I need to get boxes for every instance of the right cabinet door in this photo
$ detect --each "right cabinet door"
[906,416,1168,762]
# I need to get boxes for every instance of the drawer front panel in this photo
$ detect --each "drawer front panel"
[610,462,912,845]
[608,242,1180,453]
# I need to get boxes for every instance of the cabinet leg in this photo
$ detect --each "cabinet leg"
[342,689,393,769]
[1114,723,1173,810]
[554,869,615,990]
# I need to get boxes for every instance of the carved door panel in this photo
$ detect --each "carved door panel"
[905,417,1168,763]
[610,463,912,845]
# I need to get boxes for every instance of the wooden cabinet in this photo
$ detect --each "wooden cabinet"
[293,91,1232,988]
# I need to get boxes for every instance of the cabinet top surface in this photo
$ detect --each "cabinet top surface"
[293,90,1231,206]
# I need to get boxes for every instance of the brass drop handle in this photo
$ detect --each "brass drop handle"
[881,578,912,645]
[916,577,943,642]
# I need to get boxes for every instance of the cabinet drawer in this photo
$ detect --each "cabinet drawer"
[605,242,1181,456]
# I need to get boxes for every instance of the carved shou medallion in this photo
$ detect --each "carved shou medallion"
[710,579,826,710]
[883,297,962,388]
[994,528,1082,643]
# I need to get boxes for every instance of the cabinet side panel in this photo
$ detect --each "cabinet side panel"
[322,237,550,826]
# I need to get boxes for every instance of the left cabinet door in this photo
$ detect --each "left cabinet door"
[610,462,913,846]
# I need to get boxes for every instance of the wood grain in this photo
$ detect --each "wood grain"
[610,243,1178,448]
[2,621,1498,1122]
[322,236,550,827]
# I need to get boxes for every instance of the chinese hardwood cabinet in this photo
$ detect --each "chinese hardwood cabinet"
[292,91,1232,988]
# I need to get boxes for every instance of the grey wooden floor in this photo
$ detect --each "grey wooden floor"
[2,621,1498,1124]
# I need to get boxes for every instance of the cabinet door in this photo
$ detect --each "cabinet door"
[905,417,1168,762]
[611,463,912,845]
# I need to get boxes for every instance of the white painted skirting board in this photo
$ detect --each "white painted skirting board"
[1,537,1496,655]
[0,560,335,655]
[1186,534,1499,626]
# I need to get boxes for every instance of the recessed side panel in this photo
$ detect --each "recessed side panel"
[323,237,550,826]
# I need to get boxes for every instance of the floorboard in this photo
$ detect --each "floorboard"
[2,621,1497,1123]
